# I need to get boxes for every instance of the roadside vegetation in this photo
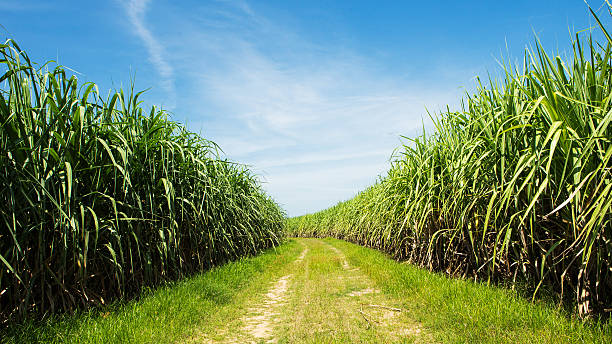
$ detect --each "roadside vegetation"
[0,39,284,324]
[287,6,612,317]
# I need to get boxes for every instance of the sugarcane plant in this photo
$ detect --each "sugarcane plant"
[288,5,612,317]
[0,39,285,323]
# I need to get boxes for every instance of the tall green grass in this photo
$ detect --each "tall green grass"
[0,39,284,323]
[288,7,612,316]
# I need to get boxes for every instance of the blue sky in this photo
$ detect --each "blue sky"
[1,0,609,216]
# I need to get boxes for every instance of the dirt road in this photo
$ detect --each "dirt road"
[194,238,430,343]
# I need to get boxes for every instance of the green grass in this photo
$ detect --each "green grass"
[5,238,610,343]
[0,240,301,343]
[287,4,612,316]
[326,238,612,343]
[0,39,284,322]
[274,238,430,343]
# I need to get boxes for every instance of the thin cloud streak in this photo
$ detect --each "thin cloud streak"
[137,1,472,215]
[124,0,176,109]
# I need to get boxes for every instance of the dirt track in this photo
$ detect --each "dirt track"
[195,238,431,343]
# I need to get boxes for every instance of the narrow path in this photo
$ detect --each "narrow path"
[221,243,307,343]
[275,238,430,343]
[192,238,430,343]
[236,274,292,342]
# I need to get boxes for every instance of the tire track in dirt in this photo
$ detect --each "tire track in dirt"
[326,244,352,270]
[239,274,292,342]
[228,245,308,343]
[191,240,430,343]
[319,240,431,343]
[295,243,308,263]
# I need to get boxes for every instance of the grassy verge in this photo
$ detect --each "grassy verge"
[325,238,612,343]
[0,240,301,344]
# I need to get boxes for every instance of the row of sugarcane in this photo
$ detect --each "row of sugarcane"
[0,39,285,323]
[288,7,612,316]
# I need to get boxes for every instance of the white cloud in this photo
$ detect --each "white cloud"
[130,0,472,216]
[124,0,176,109]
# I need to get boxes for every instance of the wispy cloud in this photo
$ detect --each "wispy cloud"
[131,1,473,215]
[124,0,176,109]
